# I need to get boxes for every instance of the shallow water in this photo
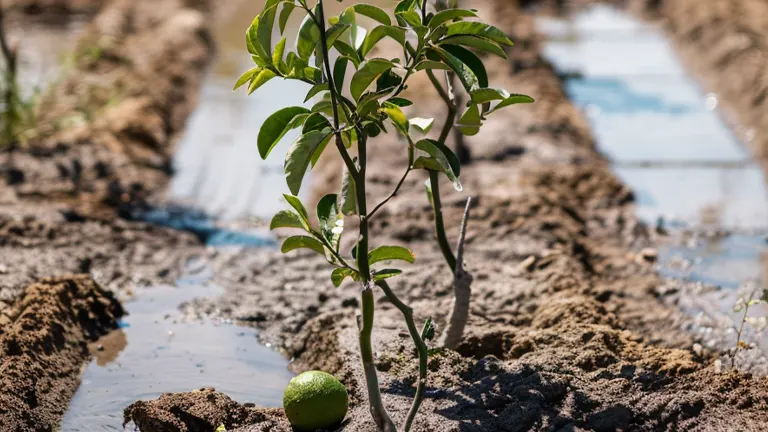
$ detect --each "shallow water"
[61,263,294,431]
[537,6,768,341]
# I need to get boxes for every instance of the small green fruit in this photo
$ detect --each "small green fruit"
[283,371,349,431]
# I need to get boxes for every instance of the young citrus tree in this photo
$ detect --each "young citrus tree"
[237,0,532,429]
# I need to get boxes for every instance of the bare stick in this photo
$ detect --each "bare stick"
[439,198,473,349]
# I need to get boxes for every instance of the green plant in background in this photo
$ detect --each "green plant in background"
[0,4,23,183]
[237,0,532,429]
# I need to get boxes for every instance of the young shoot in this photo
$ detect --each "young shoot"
[237,0,532,429]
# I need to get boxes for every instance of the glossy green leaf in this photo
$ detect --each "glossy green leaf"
[248,69,277,94]
[305,83,329,102]
[333,57,349,93]
[457,104,482,136]
[270,210,307,230]
[413,138,462,190]
[428,8,478,29]
[487,93,535,114]
[415,60,452,71]
[331,267,359,287]
[360,25,407,57]
[309,133,333,167]
[234,67,260,90]
[353,4,391,25]
[443,44,488,88]
[340,167,358,216]
[257,0,281,58]
[396,10,422,28]
[388,97,413,107]
[369,246,416,265]
[281,235,326,255]
[326,23,352,48]
[283,194,311,223]
[279,2,296,34]
[350,58,395,101]
[373,269,402,281]
[441,34,506,56]
[317,193,342,246]
[302,112,332,134]
[430,46,478,92]
[258,106,311,159]
[380,101,409,134]
[284,129,333,195]
[272,37,287,65]
[444,21,514,46]
[297,6,321,59]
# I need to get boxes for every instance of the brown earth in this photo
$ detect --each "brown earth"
[123,1,768,431]
[0,275,123,431]
[4,0,106,15]
[0,0,215,430]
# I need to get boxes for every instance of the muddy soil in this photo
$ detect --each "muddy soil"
[0,0,214,430]
[123,1,768,431]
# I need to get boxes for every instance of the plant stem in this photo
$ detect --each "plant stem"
[312,0,358,179]
[368,166,411,220]
[439,198,473,349]
[376,280,428,432]
[428,170,457,270]
[732,290,756,367]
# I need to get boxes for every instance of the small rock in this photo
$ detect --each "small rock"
[637,248,658,263]
[714,359,723,373]
[0,264,7,274]
[96,344,104,352]
[518,256,537,272]
[692,343,703,356]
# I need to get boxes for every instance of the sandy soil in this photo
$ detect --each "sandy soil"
[0,0,213,430]
[123,1,768,431]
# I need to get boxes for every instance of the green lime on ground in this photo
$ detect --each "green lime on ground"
[283,370,349,431]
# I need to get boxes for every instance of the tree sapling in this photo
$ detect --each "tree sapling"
[237,0,532,429]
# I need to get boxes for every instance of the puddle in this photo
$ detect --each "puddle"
[169,0,392,220]
[536,5,768,354]
[61,261,294,431]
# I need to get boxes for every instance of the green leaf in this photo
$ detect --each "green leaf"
[429,8,478,29]
[396,10,421,28]
[350,58,396,101]
[326,23,352,48]
[305,83,329,102]
[270,210,307,230]
[331,268,359,287]
[283,194,311,223]
[309,133,333,167]
[233,67,260,91]
[373,269,402,281]
[303,112,332,134]
[395,0,418,13]
[443,44,488,88]
[281,236,326,255]
[333,40,361,66]
[388,97,413,107]
[272,37,287,66]
[258,107,311,159]
[457,104,482,136]
[413,138,462,190]
[247,16,270,61]
[380,101,409,134]
[297,6,321,59]
[439,35,507,58]
[279,2,296,34]
[248,69,277,94]
[333,57,349,93]
[369,246,416,265]
[257,0,282,58]
[444,21,514,46]
[429,46,478,92]
[353,4,391,25]
[487,93,535,114]
[360,25,406,57]
[284,129,333,195]
[317,194,342,246]
[415,60,452,72]
[340,167,357,216]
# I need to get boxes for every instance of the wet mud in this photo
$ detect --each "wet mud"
[123,0,768,431]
